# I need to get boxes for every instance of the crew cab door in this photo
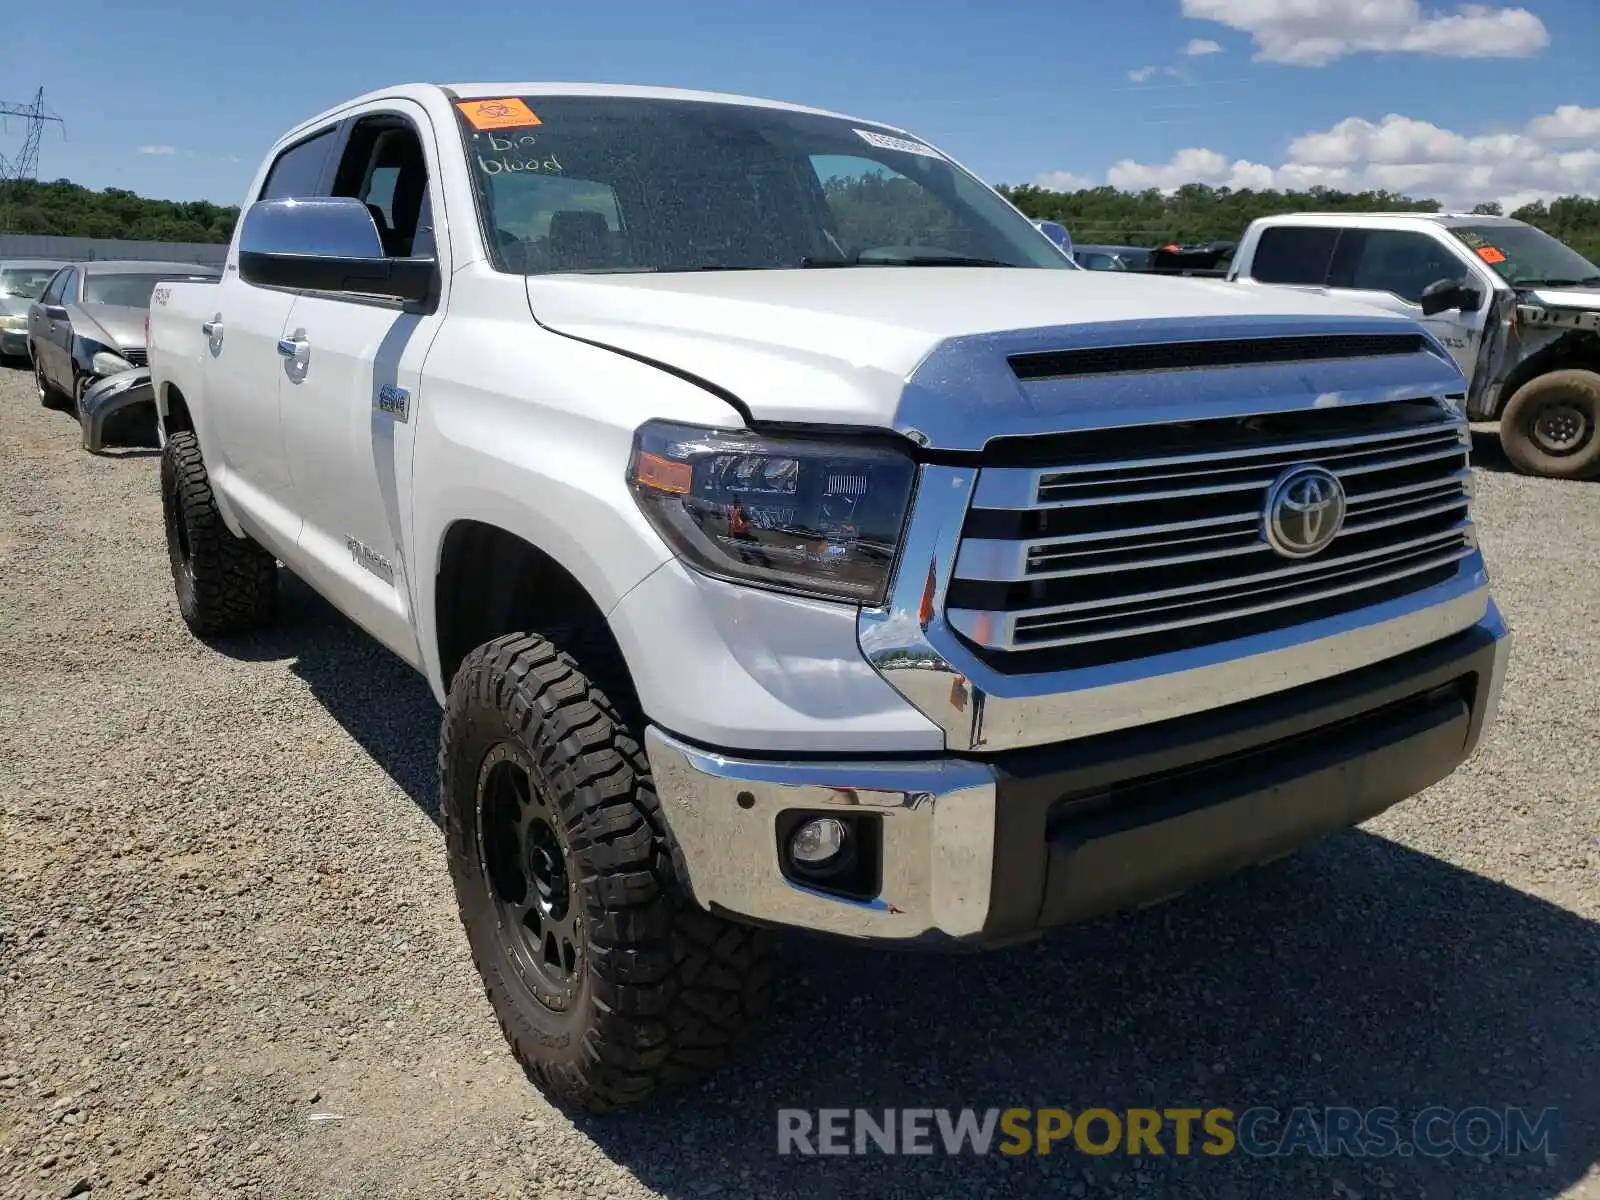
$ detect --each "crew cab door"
[204,124,342,555]
[276,105,448,665]
[1325,228,1494,381]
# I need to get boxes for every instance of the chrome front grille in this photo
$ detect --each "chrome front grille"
[121,348,148,368]
[945,398,1474,672]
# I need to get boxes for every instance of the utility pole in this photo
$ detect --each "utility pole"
[0,88,67,232]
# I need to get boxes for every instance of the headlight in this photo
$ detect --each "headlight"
[90,350,134,376]
[0,314,25,332]
[627,420,917,605]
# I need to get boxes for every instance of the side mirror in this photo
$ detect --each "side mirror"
[42,304,69,320]
[238,197,436,306]
[1418,277,1480,316]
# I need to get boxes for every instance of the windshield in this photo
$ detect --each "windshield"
[82,273,213,308]
[1447,223,1600,287]
[453,95,1072,274]
[0,268,59,299]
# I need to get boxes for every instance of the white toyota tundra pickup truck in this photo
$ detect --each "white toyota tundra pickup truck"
[147,82,1512,1113]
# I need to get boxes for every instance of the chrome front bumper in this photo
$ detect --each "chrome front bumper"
[647,603,1512,945]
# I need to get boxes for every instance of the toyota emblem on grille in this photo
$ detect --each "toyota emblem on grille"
[1263,465,1346,558]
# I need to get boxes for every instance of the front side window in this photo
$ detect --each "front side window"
[1250,226,1339,285]
[454,96,1072,274]
[1446,222,1600,288]
[331,117,435,258]
[0,268,61,300]
[1333,229,1470,303]
[83,273,213,308]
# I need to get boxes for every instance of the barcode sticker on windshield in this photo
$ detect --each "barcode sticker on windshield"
[854,129,943,159]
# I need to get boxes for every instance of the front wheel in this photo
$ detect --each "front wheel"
[160,431,278,635]
[440,632,772,1113]
[1499,369,1600,481]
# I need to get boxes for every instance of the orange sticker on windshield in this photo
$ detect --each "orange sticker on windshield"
[1477,246,1506,264]
[456,98,542,131]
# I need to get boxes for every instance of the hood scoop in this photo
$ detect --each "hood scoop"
[1008,332,1430,380]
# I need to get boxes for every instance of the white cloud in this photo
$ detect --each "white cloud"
[1128,66,1160,82]
[1034,170,1099,191]
[1108,147,1277,192]
[1183,37,1224,55]
[1528,104,1600,142]
[139,144,178,156]
[1041,104,1600,212]
[1181,0,1549,66]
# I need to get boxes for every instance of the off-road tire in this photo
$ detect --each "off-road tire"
[440,631,773,1114]
[160,431,278,635]
[1499,369,1600,481]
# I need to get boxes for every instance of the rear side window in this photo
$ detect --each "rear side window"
[1250,226,1339,285]
[260,128,337,201]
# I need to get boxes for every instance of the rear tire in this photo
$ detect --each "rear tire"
[440,631,772,1114]
[1499,369,1600,481]
[160,431,278,635]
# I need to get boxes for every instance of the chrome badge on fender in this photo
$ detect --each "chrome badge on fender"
[377,384,410,422]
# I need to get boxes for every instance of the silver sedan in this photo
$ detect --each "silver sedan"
[27,259,220,411]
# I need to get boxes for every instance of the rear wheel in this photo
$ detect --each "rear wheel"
[440,631,772,1113]
[160,431,278,635]
[1499,369,1600,481]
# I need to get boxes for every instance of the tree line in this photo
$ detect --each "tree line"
[0,178,238,243]
[998,182,1600,264]
[2,174,1597,263]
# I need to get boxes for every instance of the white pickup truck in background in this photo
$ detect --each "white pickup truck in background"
[1228,212,1600,480]
[147,82,1511,1112]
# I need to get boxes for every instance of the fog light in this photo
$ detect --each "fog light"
[789,817,847,867]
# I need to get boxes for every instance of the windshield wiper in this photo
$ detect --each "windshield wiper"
[864,254,1017,268]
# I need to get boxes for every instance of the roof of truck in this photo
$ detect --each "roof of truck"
[443,81,867,121]
[1250,211,1527,228]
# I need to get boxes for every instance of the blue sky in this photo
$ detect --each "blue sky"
[6,0,1596,209]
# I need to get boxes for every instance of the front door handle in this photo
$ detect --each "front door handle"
[202,317,222,338]
[277,336,306,359]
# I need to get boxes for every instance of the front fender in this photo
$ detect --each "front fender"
[408,308,745,702]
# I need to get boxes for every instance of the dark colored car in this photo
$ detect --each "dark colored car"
[1073,244,1154,271]
[0,259,69,364]
[27,259,220,410]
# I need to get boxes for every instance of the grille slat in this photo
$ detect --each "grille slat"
[984,544,1474,650]
[946,396,1475,671]
[121,348,148,368]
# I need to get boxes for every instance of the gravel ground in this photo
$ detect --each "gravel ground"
[0,368,1596,1200]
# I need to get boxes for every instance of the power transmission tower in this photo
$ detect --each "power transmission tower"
[0,88,66,231]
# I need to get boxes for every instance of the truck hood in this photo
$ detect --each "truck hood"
[1519,285,1600,311]
[76,303,147,352]
[525,268,1432,438]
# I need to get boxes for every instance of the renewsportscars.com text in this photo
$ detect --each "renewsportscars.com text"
[777,1106,1559,1158]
